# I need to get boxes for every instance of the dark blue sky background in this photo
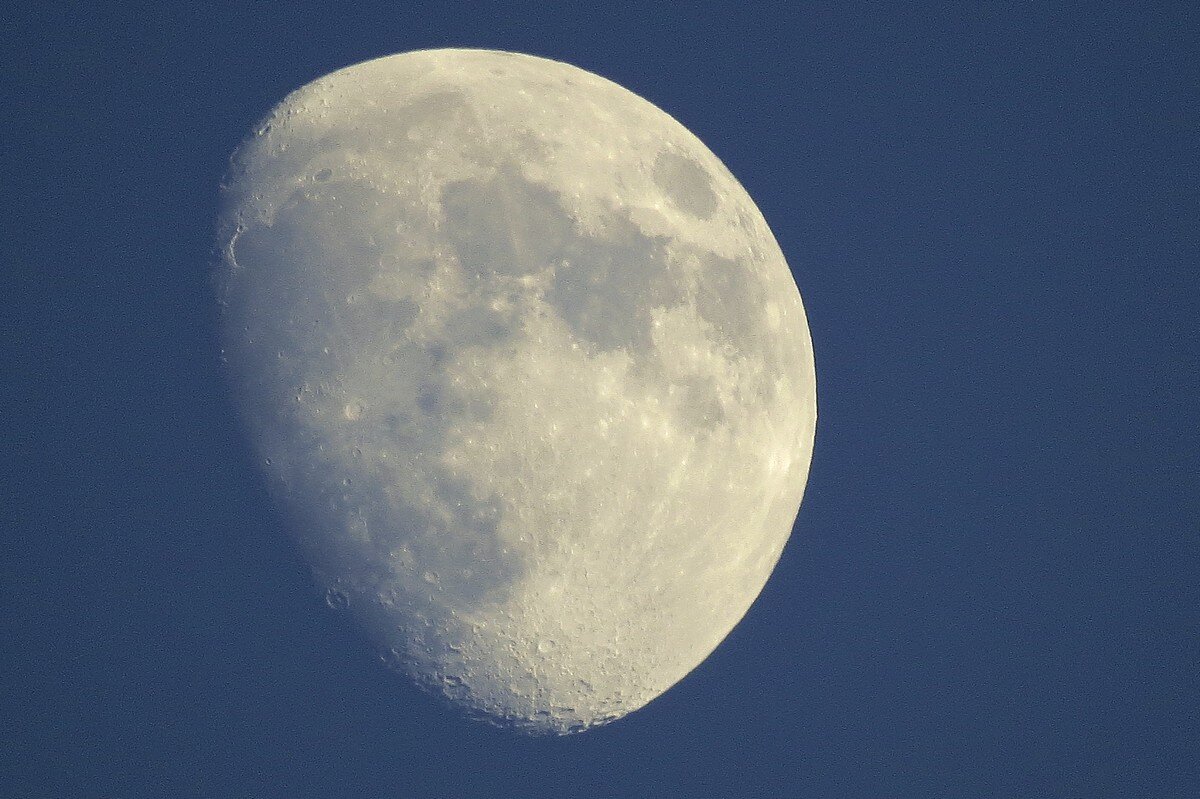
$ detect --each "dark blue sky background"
[4,3,1197,797]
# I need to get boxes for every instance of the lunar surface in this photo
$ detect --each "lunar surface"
[215,49,816,734]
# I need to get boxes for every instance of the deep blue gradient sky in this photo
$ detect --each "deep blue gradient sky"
[4,3,1197,797]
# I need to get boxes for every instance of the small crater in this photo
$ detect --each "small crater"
[324,587,350,610]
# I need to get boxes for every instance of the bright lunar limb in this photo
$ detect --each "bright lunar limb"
[216,49,816,734]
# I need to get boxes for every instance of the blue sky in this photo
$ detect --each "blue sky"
[3,3,1197,797]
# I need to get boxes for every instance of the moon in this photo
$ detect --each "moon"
[215,49,816,734]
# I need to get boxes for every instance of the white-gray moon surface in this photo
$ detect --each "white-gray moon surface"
[215,48,816,734]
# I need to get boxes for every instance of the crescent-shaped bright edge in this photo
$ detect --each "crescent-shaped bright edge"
[215,48,816,734]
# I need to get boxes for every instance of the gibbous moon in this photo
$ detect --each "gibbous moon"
[215,49,816,734]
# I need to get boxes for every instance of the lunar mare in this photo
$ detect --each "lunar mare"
[216,49,816,734]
